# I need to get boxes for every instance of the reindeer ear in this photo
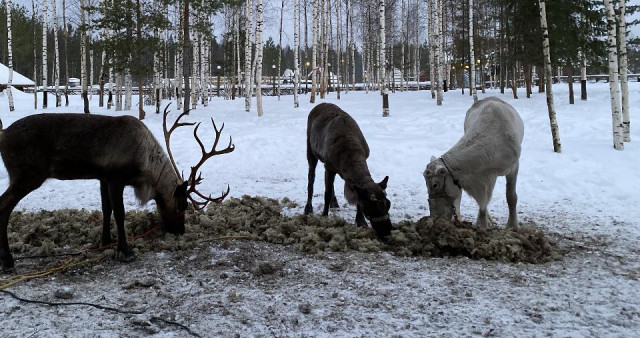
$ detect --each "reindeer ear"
[370,193,378,201]
[378,176,389,190]
[430,155,437,162]
[437,167,447,176]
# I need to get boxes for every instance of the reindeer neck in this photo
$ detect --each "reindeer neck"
[340,156,373,188]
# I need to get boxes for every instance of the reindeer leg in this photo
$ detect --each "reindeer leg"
[355,204,367,227]
[0,178,45,273]
[475,176,497,227]
[506,166,519,228]
[322,167,337,216]
[304,152,318,215]
[99,180,113,247]
[108,181,135,262]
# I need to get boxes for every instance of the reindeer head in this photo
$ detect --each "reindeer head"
[161,104,235,233]
[424,156,461,218]
[350,176,392,239]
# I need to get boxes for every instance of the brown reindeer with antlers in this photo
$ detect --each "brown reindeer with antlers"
[0,106,233,273]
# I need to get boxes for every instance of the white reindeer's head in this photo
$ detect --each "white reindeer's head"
[424,156,462,207]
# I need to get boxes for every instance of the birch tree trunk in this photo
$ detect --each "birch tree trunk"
[233,5,239,99]
[349,0,355,92]
[80,0,89,113]
[334,0,340,99]
[469,0,477,102]
[428,0,435,99]
[182,0,191,114]
[294,0,300,107]
[310,0,318,104]
[176,0,183,110]
[98,0,106,107]
[539,0,562,153]
[42,0,48,109]
[52,0,60,107]
[277,0,284,100]
[125,68,132,110]
[400,0,406,92]
[154,0,161,113]
[6,0,15,111]
[245,0,253,111]
[618,0,630,142]
[379,0,389,117]
[255,0,264,116]
[604,0,623,150]
[32,0,37,109]
[135,0,144,118]
[433,0,443,106]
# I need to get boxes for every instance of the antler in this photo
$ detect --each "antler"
[162,103,195,180]
[162,103,235,211]
[185,118,235,210]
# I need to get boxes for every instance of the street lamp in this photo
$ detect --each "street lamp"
[272,64,276,95]
[216,65,221,97]
[305,61,310,94]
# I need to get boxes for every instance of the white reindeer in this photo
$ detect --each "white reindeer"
[424,97,524,227]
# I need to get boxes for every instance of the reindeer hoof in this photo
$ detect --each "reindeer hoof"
[304,204,313,215]
[116,251,136,263]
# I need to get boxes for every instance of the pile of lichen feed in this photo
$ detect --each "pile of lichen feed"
[7,195,561,264]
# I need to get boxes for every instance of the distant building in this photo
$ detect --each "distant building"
[0,62,36,91]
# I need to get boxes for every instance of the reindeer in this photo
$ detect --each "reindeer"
[304,103,392,239]
[424,97,524,228]
[0,106,233,273]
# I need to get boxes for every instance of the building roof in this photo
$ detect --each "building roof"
[0,63,36,86]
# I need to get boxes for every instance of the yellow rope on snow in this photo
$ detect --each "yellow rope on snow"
[0,254,105,290]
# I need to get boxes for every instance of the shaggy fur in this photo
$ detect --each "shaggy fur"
[424,97,524,228]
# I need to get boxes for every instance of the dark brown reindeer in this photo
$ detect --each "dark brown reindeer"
[0,106,234,273]
[304,103,392,239]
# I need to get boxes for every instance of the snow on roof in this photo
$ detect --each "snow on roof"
[0,62,35,86]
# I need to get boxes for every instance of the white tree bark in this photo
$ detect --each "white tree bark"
[310,0,318,103]
[605,0,624,150]
[580,52,587,100]
[154,0,161,113]
[245,0,253,111]
[379,0,389,117]
[176,0,183,110]
[42,0,48,108]
[539,0,562,152]
[277,0,284,100]
[428,0,435,99]
[294,0,300,107]
[255,0,264,116]
[52,0,60,106]
[335,0,341,99]
[400,0,406,92]
[348,0,355,92]
[469,0,477,102]
[433,0,443,106]
[125,67,132,110]
[32,0,37,109]
[6,0,15,111]
[618,0,630,142]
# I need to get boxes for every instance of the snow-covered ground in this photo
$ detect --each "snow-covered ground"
[1,83,639,336]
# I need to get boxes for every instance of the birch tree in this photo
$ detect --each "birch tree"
[379,0,389,117]
[52,0,61,106]
[428,0,434,99]
[80,0,89,113]
[32,0,37,109]
[604,0,623,150]
[335,0,341,99]
[244,0,253,111]
[42,0,48,109]
[277,0,284,100]
[310,0,318,104]
[176,0,183,110]
[433,0,442,106]
[255,0,264,116]
[469,0,477,102]
[63,0,69,106]
[294,0,300,107]
[539,0,561,153]
[5,0,15,112]
[618,0,629,142]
